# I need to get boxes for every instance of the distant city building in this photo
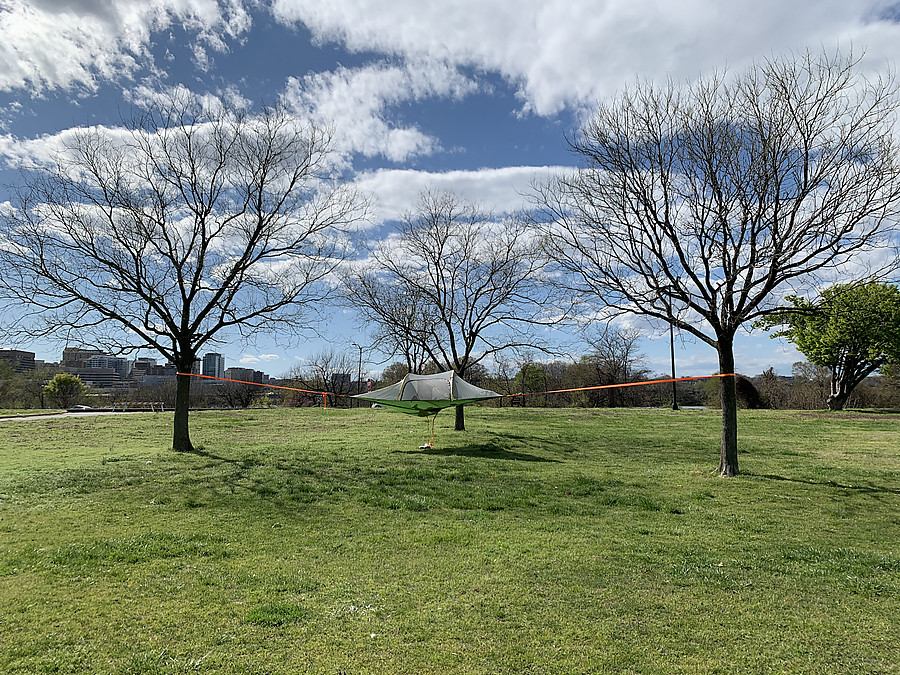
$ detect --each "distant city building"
[72,367,120,388]
[135,362,178,385]
[85,354,130,379]
[224,367,268,384]
[0,349,36,372]
[192,358,201,375]
[224,367,255,382]
[131,357,157,376]
[62,347,103,368]
[202,353,225,379]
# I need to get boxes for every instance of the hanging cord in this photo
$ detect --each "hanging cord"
[420,412,438,449]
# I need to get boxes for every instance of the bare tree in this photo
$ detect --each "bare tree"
[536,50,900,475]
[0,91,365,451]
[345,190,563,430]
[582,325,649,407]
[215,382,259,409]
[286,348,357,407]
[349,283,436,374]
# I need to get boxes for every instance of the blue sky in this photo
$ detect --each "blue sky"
[1,0,899,379]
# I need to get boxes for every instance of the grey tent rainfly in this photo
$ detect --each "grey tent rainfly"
[353,371,501,447]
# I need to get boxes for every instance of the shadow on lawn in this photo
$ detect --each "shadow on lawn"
[398,443,560,462]
[744,471,900,496]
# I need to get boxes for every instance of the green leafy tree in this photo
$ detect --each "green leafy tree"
[761,283,900,410]
[513,362,547,406]
[44,373,86,409]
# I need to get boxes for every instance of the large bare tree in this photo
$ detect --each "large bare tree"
[0,92,364,451]
[536,51,900,475]
[346,190,562,430]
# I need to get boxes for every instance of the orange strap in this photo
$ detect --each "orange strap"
[179,371,735,408]
[505,373,735,398]
[177,372,331,407]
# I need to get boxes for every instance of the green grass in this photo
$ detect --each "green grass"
[1,407,898,673]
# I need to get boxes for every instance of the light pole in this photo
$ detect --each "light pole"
[668,289,679,411]
[351,342,363,408]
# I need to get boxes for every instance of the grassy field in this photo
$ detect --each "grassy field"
[0,406,898,674]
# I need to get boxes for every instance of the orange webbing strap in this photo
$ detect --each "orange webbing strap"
[421,413,437,448]
[505,373,736,398]
[177,372,331,408]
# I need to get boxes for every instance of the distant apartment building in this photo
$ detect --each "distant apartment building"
[74,368,121,388]
[58,347,132,388]
[202,352,225,379]
[224,367,268,384]
[135,362,178,385]
[61,347,104,368]
[224,367,254,382]
[84,354,130,379]
[0,348,36,372]
[131,357,157,377]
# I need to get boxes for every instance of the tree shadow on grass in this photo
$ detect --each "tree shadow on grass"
[743,471,900,496]
[396,442,560,463]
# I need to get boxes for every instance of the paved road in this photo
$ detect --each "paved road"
[0,411,158,421]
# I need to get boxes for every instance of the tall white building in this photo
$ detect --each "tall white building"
[202,352,225,379]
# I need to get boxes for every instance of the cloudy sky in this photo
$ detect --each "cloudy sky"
[2,0,899,378]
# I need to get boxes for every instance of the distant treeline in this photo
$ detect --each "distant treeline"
[4,359,900,411]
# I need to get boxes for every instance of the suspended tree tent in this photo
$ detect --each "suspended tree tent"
[354,371,501,447]
[353,371,501,415]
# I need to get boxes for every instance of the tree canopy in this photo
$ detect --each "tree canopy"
[43,373,85,409]
[760,282,900,410]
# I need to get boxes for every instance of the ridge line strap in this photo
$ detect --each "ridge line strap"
[179,371,735,405]
[504,373,736,398]
[176,372,331,406]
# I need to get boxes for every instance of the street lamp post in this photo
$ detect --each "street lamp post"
[667,287,679,411]
[670,318,679,411]
[351,343,363,409]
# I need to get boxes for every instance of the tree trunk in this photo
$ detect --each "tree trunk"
[717,338,739,477]
[173,371,194,452]
[825,391,850,411]
[455,404,465,431]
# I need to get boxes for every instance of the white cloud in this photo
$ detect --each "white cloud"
[0,0,253,92]
[240,353,280,364]
[353,165,569,222]
[271,0,900,116]
[281,60,480,163]
[0,125,133,169]
[0,0,900,125]
[2,0,897,120]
